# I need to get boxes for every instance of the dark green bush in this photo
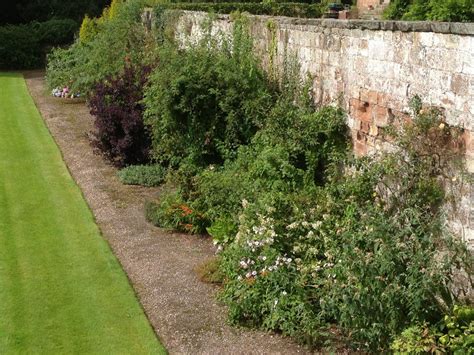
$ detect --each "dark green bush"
[0,18,77,69]
[118,164,167,186]
[384,0,474,22]
[0,23,42,69]
[158,2,323,18]
[143,21,274,168]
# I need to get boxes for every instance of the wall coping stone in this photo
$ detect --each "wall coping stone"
[178,10,474,36]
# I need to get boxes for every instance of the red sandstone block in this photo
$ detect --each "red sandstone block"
[356,106,372,123]
[373,105,390,126]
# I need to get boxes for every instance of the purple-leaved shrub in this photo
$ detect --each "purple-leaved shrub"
[89,63,151,167]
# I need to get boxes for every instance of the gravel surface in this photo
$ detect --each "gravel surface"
[24,71,314,355]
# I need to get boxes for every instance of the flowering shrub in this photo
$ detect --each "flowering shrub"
[145,191,207,234]
[218,108,473,350]
[89,64,152,167]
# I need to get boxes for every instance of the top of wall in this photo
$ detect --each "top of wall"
[179,10,474,36]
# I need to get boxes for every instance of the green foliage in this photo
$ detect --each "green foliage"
[438,305,474,352]
[118,164,167,187]
[187,103,347,235]
[391,324,439,354]
[218,109,473,350]
[0,19,78,69]
[46,0,155,95]
[79,15,99,43]
[143,19,274,168]
[146,192,207,233]
[391,306,474,354]
[384,0,474,22]
[154,2,324,18]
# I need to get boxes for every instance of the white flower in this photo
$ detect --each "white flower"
[282,291,287,296]
[242,199,249,208]
[251,270,257,276]
[237,275,242,281]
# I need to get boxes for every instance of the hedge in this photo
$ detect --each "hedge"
[159,2,324,18]
[0,18,78,69]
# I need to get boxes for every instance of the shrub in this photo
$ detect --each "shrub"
[46,0,154,95]
[391,305,474,353]
[384,0,474,22]
[155,2,324,18]
[143,20,274,168]
[219,108,473,350]
[145,192,207,233]
[188,103,348,239]
[89,64,152,167]
[79,15,99,43]
[0,23,42,69]
[36,19,78,45]
[118,164,167,187]
[0,19,77,69]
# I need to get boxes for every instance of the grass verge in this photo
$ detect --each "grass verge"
[0,72,166,354]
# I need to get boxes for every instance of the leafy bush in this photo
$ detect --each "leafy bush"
[156,2,324,18]
[0,23,42,69]
[146,192,207,233]
[391,305,474,353]
[0,19,78,69]
[79,15,99,43]
[384,0,474,22]
[143,20,274,168]
[118,164,167,186]
[46,0,155,95]
[218,108,473,350]
[89,64,152,167]
[187,103,347,236]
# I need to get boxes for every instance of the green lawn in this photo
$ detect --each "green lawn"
[0,73,165,354]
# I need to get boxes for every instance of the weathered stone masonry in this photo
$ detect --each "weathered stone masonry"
[169,11,474,246]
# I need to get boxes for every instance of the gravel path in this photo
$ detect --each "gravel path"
[25,71,313,355]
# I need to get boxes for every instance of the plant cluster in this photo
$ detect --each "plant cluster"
[384,0,474,22]
[46,2,473,351]
[218,108,473,350]
[46,0,155,95]
[391,305,474,353]
[143,22,274,168]
[118,164,167,187]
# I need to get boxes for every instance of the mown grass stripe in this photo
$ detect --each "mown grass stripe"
[0,73,165,354]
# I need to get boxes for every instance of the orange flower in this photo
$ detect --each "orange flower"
[179,204,193,216]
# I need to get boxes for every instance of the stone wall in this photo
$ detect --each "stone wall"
[171,11,474,247]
